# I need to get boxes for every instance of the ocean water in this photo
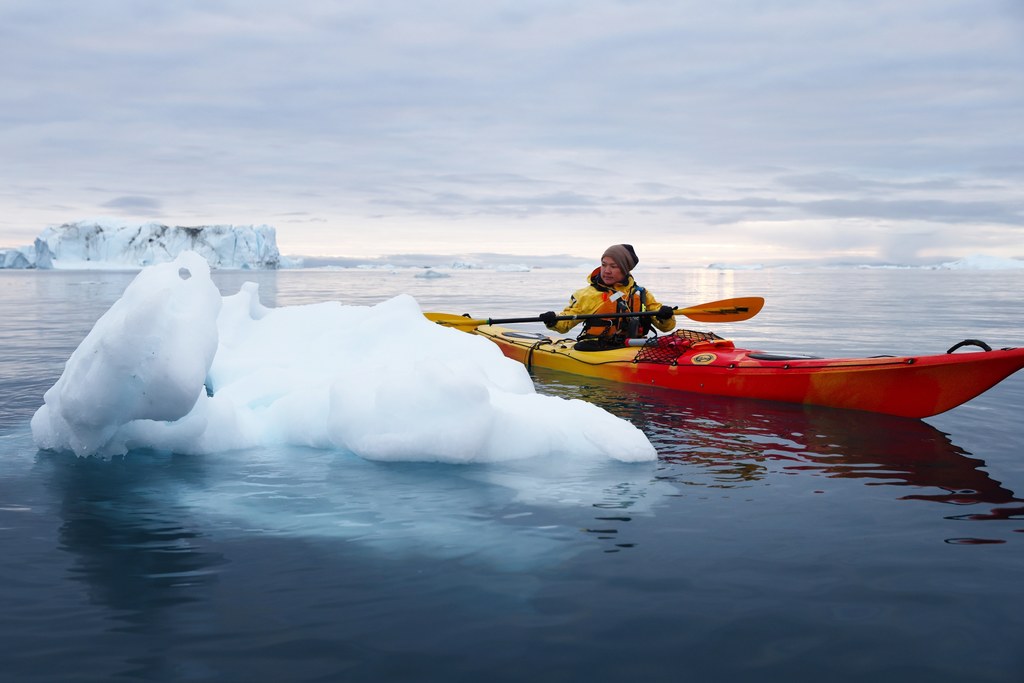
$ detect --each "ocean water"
[1,266,1023,683]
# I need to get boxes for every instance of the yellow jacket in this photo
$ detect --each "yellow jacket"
[548,269,676,338]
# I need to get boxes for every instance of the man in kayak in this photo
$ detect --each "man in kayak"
[539,244,676,348]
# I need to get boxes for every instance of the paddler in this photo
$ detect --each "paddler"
[540,244,676,349]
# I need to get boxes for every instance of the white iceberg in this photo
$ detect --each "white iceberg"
[707,263,765,270]
[934,254,1024,270]
[1,238,54,269]
[2,220,280,270]
[31,252,656,463]
[413,269,451,279]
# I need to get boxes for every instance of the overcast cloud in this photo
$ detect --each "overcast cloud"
[1,0,1022,265]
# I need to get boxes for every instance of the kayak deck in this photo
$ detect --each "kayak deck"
[472,325,1024,418]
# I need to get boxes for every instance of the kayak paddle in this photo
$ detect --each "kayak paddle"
[425,296,764,329]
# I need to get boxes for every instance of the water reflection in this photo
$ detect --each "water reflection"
[30,369,1023,590]
[187,446,668,563]
[532,368,1024,533]
[37,451,224,619]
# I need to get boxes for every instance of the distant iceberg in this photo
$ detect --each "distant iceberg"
[933,254,1024,270]
[703,255,1024,271]
[414,269,451,279]
[0,220,281,270]
[707,263,765,271]
[1,238,53,269]
[496,263,531,272]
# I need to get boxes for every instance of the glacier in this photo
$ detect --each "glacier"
[0,220,280,270]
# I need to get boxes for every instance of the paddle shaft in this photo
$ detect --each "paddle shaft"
[426,297,764,328]
[485,302,758,326]
[486,310,668,325]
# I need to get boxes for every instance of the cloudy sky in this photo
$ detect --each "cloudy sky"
[2,0,1022,265]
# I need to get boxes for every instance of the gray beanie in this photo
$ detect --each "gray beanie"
[602,244,639,276]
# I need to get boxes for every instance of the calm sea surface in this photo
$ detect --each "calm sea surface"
[1,266,1023,682]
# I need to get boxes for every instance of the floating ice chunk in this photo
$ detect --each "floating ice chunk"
[31,252,222,455]
[32,252,656,463]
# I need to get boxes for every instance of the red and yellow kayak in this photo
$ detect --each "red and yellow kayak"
[468,325,1024,418]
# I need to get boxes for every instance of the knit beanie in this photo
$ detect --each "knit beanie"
[602,244,639,276]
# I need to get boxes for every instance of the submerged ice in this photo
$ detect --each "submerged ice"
[31,252,656,463]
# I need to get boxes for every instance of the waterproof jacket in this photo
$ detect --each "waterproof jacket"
[547,268,676,339]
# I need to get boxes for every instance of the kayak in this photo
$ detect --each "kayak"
[466,325,1024,418]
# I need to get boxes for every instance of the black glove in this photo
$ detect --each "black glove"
[656,305,675,320]
[539,311,558,327]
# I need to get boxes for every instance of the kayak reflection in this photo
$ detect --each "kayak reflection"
[531,368,1020,511]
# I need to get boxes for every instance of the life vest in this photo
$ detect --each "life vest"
[582,283,650,340]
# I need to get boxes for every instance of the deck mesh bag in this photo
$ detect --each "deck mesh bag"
[633,329,724,365]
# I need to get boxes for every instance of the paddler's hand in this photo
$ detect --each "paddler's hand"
[656,305,675,320]
[540,311,558,328]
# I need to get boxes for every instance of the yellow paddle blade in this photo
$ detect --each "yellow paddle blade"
[424,312,489,331]
[675,296,764,323]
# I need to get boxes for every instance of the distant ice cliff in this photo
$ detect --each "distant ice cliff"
[933,254,1024,270]
[0,220,280,270]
